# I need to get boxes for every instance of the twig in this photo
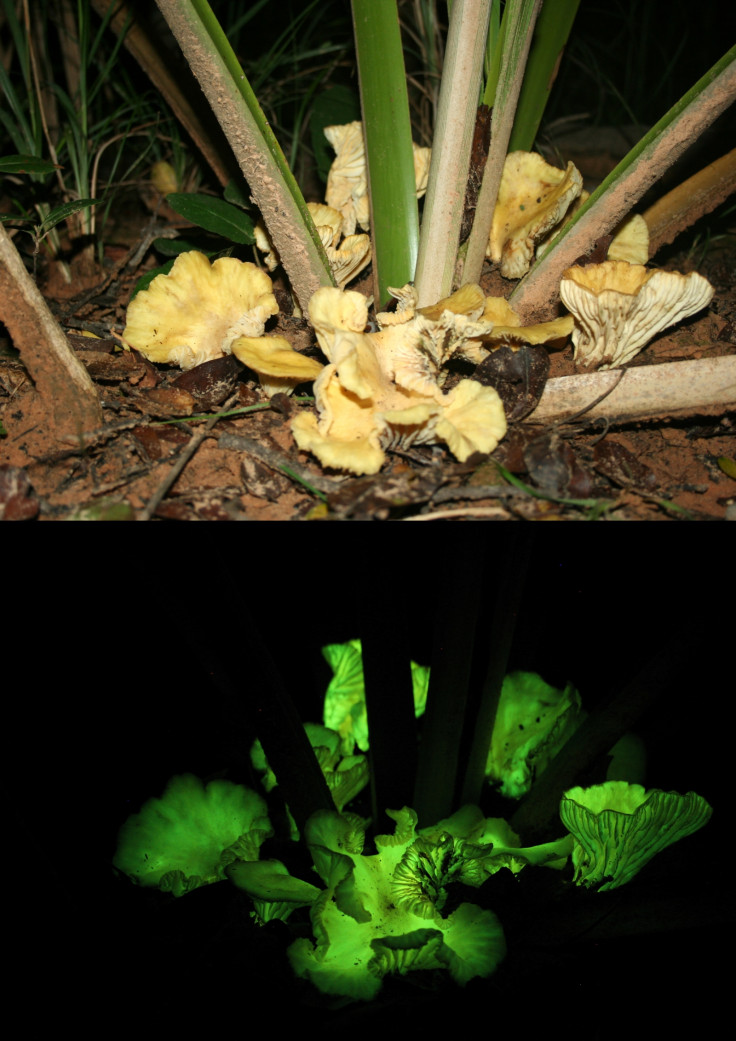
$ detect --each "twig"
[138,397,237,520]
[218,431,345,495]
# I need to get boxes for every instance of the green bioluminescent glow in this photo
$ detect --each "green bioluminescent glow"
[113,774,272,896]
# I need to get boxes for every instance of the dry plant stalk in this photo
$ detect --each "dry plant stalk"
[527,355,736,424]
[0,223,102,442]
[644,149,736,257]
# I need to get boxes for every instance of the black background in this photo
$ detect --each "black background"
[5,526,732,1034]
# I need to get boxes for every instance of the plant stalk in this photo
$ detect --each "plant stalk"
[509,43,736,322]
[155,0,335,314]
[414,0,492,307]
[351,0,419,309]
[461,0,543,287]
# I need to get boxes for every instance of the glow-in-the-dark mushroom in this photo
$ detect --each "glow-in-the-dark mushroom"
[113,774,273,897]
[559,781,712,891]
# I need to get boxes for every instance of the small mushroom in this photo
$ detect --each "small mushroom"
[230,335,323,397]
[488,151,583,278]
[560,781,712,891]
[560,260,714,370]
[325,233,372,289]
[324,121,432,236]
[123,251,279,369]
[607,213,649,264]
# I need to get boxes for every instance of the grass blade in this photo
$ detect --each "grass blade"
[508,0,582,152]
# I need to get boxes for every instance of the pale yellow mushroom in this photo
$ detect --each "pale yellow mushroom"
[123,251,279,369]
[324,121,432,236]
[230,335,324,397]
[488,151,583,278]
[560,260,714,370]
[325,233,372,289]
[607,214,649,264]
[291,286,506,475]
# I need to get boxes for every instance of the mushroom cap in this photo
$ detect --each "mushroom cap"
[489,152,583,278]
[560,260,714,369]
[123,251,279,369]
[324,121,433,235]
[230,334,324,397]
[607,213,649,264]
[325,233,372,289]
[307,202,343,248]
[560,781,712,891]
[324,121,369,236]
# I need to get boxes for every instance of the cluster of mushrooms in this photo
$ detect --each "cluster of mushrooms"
[123,125,714,476]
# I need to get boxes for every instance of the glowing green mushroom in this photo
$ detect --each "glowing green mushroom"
[287,806,506,1001]
[322,639,430,754]
[559,781,713,891]
[485,671,585,799]
[251,722,369,839]
[226,858,321,924]
[113,774,273,897]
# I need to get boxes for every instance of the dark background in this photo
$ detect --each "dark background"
[5,526,732,1033]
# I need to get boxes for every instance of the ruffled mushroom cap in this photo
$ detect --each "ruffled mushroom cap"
[307,202,343,248]
[560,260,714,370]
[288,806,506,1001]
[255,200,349,276]
[226,859,321,924]
[123,251,279,369]
[322,639,429,755]
[324,121,369,236]
[560,781,713,891]
[113,774,273,897]
[292,286,506,475]
[488,151,583,278]
[230,334,323,397]
[325,233,372,289]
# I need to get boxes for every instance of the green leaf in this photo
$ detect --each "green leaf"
[130,258,178,299]
[223,180,251,210]
[351,0,419,309]
[0,154,58,175]
[152,237,203,257]
[166,193,255,244]
[40,199,98,234]
[717,456,736,480]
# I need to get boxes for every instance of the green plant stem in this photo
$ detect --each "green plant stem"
[414,0,492,307]
[155,0,335,313]
[508,0,582,152]
[510,43,736,322]
[462,0,543,288]
[351,0,418,309]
